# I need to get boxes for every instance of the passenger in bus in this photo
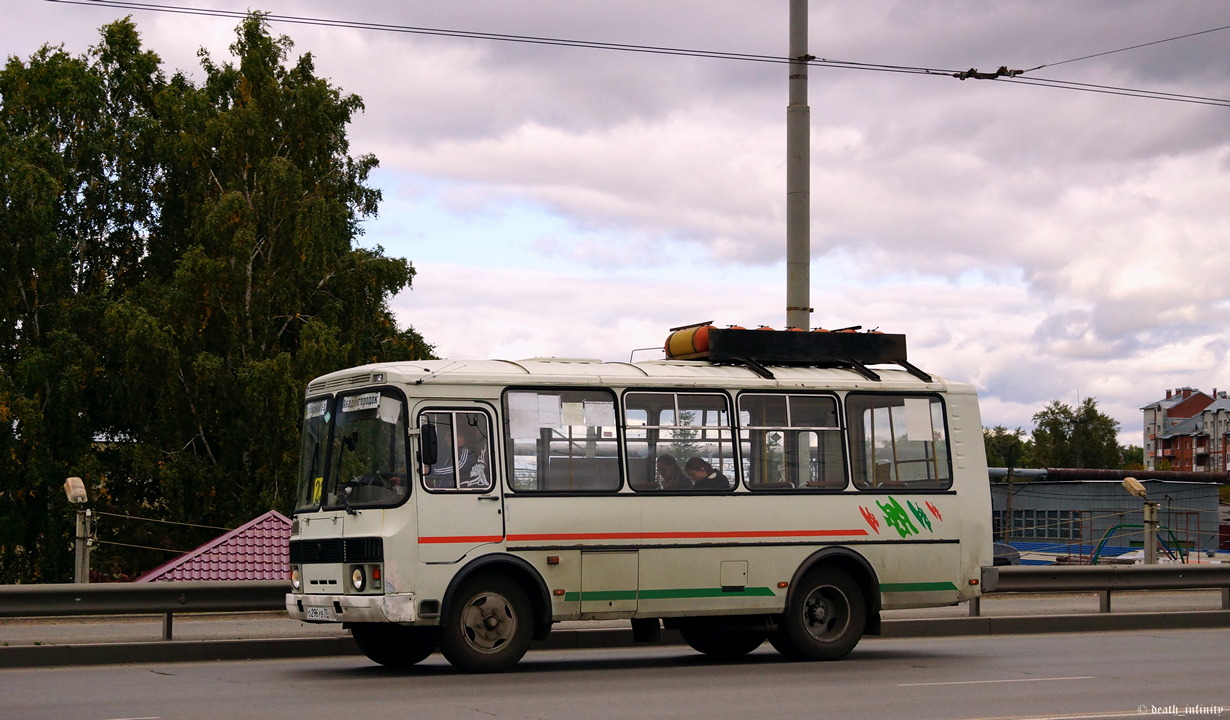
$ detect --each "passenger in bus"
[656,454,692,490]
[685,457,730,491]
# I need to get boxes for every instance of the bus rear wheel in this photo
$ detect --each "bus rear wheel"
[439,574,534,673]
[771,567,865,661]
[350,623,438,669]
[678,620,765,659]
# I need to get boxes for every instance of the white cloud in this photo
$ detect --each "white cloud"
[7,0,1230,450]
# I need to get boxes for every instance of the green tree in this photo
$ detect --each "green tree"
[0,15,431,582]
[0,20,164,582]
[983,425,1036,469]
[1030,398,1121,469]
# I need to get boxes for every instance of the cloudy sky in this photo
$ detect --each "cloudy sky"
[6,1,1230,445]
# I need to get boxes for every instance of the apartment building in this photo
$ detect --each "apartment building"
[1141,387,1228,471]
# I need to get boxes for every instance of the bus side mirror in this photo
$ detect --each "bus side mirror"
[420,423,438,466]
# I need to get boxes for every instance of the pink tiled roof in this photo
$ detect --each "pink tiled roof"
[135,510,290,582]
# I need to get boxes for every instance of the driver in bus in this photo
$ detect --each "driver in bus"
[427,419,488,489]
[457,422,489,489]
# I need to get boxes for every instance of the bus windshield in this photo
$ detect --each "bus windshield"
[294,390,409,513]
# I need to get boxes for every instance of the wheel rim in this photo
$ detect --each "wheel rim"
[458,591,519,654]
[800,583,850,643]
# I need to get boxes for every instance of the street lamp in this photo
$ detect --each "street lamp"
[63,477,92,583]
[1122,477,1159,565]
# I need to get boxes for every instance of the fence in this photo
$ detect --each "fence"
[2,565,1229,640]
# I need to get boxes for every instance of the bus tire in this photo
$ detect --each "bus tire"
[439,574,534,673]
[350,623,438,669]
[772,567,865,661]
[678,621,765,659]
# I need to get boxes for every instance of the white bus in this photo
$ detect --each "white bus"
[286,327,993,672]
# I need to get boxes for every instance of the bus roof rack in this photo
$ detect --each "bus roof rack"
[682,327,932,383]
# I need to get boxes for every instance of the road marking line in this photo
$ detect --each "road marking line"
[931,712,1143,720]
[898,675,1095,687]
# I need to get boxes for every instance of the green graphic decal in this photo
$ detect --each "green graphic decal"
[860,498,944,536]
[876,496,919,538]
[907,500,933,532]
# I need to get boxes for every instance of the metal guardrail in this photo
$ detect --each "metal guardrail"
[978,564,1230,614]
[2,565,1228,638]
[987,563,1230,592]
[0,580,288,639]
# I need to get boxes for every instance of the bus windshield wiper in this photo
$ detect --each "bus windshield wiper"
[339,483,358,516]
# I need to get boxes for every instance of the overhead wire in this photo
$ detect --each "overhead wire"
[46,0,1230,108]
[93,539,190,554]
[94,510,234,531]
[1026,22,1230,72]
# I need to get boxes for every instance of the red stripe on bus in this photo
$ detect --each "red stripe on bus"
[418,529,868,545]
[506,529,868,542]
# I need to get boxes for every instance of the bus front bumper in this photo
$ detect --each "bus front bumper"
[285,592,417,624]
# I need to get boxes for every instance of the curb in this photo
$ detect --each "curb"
[4,611,1229,668]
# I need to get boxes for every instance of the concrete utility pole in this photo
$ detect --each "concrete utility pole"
[64,476,91,583]
[74,509,93,582]
[785,0,813,330]
[1142,500,1160,565]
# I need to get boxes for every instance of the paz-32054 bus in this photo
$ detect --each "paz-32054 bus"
[286,326,993,672]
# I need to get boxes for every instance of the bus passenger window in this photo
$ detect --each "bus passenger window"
[739,393,846,491]
[624,391,735,493]
[847,394,951,490]
[504,389,620,492]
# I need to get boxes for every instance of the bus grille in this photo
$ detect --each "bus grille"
[290,537,384,564]
[307,373,374,394]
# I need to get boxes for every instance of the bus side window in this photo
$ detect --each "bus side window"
[421,411,492,491]
[625,391,734,493]
[847,394,951,490]
[739,393,845,491]
[505,389,620,492]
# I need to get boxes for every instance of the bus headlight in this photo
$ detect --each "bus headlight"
[351,565,366,592]
[291,566,301,591]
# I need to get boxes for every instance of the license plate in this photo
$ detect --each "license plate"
[305,606,334,621]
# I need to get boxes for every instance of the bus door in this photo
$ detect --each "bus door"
[416,408,504,563]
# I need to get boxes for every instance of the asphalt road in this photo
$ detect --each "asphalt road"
[2,627,1227,720]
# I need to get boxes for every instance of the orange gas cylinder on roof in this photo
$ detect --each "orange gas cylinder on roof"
[664,324,714,359]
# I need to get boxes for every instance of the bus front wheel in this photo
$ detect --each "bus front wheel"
[771,567,865,661]
[439,574,534,673]
[350,623,438,668]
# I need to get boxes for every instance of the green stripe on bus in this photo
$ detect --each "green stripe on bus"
[562,587,777,602]
[879,581,959,593]
[639,587,777,599]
